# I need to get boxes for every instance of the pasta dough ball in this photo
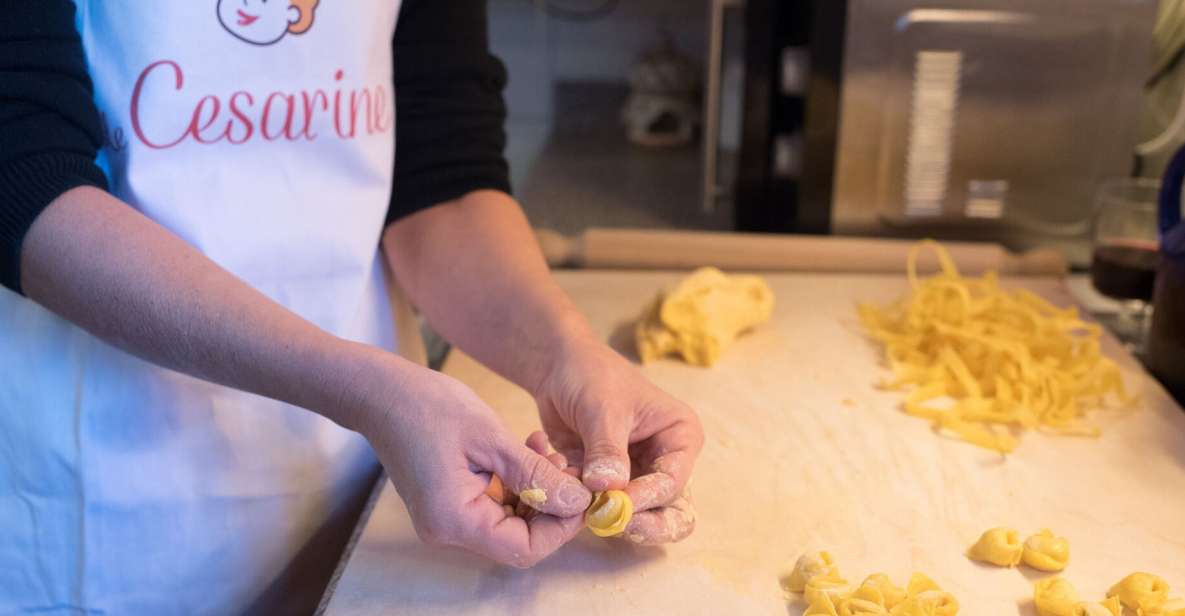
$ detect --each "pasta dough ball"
[1107,572,1170,612]
[783,551,839,593]
[635,267,774,366]
[967,527,1023,567]
[1034,577,1079,616]
[584,490,632,537]
[1022,529,1070,572]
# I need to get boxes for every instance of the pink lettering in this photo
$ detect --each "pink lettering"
[131,60,187,149]
[127,62,389,148]
[227,92,255,144]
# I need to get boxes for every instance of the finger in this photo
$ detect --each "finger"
[458,494,585,568]
[579,411,633,492]
[619,493,697,546]
[526,430,552,455]
[625,448,697,511]
[556,446,583,473]
[489,441,591,517]
[525,432,567,468]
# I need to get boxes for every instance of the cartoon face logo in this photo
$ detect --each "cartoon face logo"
[217,0,319,46]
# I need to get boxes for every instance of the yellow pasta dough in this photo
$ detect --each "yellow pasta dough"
[1108,572,1170,612]
[967,527,1023,567]
[784,551,841,593]
[1022,529,1070,572]
[805,593,840,616]
[1034,577,1080,616]
[1154,596,1185,616]
[805,572,852,606]
[786,552,958,616]
[517,488,547,509]
[836,596,889,616]
[860,574,908,610]
[635,267,773,366]
[584,490,632,537]
[859,241,1129,453]
[1072,596,1122,616]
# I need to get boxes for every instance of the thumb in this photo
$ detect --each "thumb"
[579,413,632,492]
[489,441,591,518]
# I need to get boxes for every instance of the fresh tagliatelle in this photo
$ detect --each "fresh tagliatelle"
[859,240,1131,453]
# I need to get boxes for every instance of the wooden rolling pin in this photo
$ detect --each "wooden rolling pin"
[534,228,1068,276]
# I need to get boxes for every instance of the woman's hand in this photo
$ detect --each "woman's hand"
[353,352,592,568]
[533,341,705,545]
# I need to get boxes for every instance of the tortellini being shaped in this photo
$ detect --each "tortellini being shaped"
[1022,529,1071,572]
[584,490,632,537]
[967,527,1023,567]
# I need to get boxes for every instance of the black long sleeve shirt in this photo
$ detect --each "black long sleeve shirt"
[0,0,511,294]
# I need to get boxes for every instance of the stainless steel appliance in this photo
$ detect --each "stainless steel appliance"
[726,0,1157,263]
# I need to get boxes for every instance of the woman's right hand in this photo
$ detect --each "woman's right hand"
[350,351,592,568]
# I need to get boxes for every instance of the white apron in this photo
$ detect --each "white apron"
[0,1,403,613]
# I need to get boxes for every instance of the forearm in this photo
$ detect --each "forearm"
[383,190,598,394]
[21,186,397,431]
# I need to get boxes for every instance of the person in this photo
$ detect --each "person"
[0,1,704,613]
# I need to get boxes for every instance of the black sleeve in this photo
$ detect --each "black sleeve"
[386,0,512,225]
[0,0,109,295]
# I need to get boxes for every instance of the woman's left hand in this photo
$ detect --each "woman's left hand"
[533,341,704,545]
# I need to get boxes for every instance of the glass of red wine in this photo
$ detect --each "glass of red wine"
[1090,178,1161,354]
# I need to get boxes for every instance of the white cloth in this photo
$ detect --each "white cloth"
[0,1,403,612]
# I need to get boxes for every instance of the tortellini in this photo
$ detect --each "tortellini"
[783,551,839,594]
[968,527,1069,572]
[1022,529,1071,572]
[1072,597,1121,616]
[967,527,1023,567]
[1107,572,1170,612]
[804,572,851,606]
[783,551,959,616]
[1034,577,1080,616]
[583,490,632,537]
[1032,573,1179,616]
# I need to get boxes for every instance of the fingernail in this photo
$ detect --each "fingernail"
[584,459,627,487]
[558,482,591,512]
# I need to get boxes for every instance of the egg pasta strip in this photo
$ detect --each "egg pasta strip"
[859,240,1130,453]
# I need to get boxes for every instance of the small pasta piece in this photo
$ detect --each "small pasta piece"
[1072,596,1121,616]
[784,551,840,593]
[861,574,908,610]
[836,596,890,616]
[1034,577,1080,616]
[967,527,1023,567]
[805,593,840,616]
[1107,573,1170,612]
[1022,529,1070,572]
[913,590,959,616]
[805,572,852,607]
[906,573,941,596]
[584,490,632,537]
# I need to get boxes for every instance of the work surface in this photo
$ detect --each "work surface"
[322,271,1185,615]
